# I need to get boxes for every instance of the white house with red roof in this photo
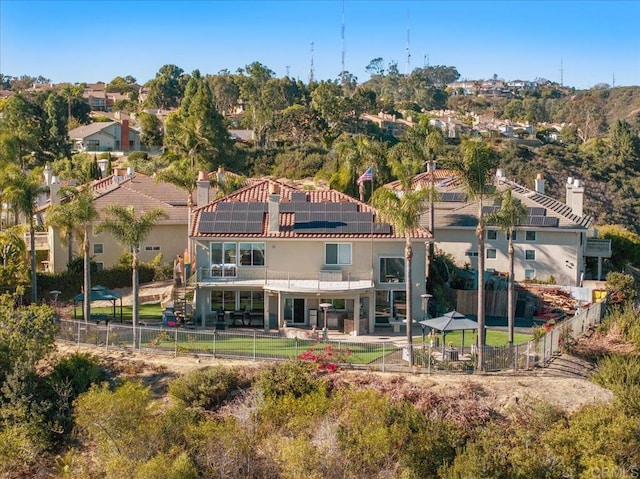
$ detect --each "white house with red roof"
[190,178,432,335]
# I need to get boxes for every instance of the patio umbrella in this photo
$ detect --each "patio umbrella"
[418,310,479,352]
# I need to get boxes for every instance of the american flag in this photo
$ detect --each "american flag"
[356,166,374,185]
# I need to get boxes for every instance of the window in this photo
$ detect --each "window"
[86,139,99,151]
[96,262,104,272]
[507,230,518,241]
[524,269,535,280]
[486,248,497,259]
[319,298,346,310]
[144,245,161,251]
[210,290,235,312]
[525,249,536,261]
[210,242,237,277]
[379,257,405,283]
[486,230,498,240]
[465,251,478,257]
[93,243,103,254]
[525,230,536,242]
[375,290,407,324]
[239,242,265,266]
[326,243,351,265]
[239,291,264,311]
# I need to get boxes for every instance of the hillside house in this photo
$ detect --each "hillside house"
[189,179,431,334]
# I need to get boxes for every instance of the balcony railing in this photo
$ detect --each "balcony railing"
[195,267,374,291]
[585,238,612,257]
[23,232,50,251]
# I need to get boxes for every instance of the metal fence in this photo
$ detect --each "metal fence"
[55,300,606,374]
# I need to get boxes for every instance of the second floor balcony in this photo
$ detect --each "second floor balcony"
[194,267,374,292]
[585,238,612,258]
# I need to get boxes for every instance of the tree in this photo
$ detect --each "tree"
[399,123,444,288]
[484,188,527,345]
[0,226,28,291]
[2,166,46,303]
[144,64,187,109]
[164,70,234,172]
[371,152,431,367]
[138,112,164,148]
[448,139,498,370]
[96,206,168,346]
[206,70,240,116]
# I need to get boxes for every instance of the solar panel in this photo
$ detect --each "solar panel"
[527,216,545,225]
[482,205,499,215]
[309,203,325,212]
[200,211,217,221]
[290,192,308,202]
[453,192,467,202]
[198,221,216,233]
[247,202,267,212]
[543,217,559,227]
[216,211,233,221]
[374,223,392,234]
[441,192,467,202]
[527,207,546,216]
[217,203,233,212]
[247,211,264,222]
[279,203,296,213]
[244,222,263,233]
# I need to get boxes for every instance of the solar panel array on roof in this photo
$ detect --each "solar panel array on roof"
[440,192,467,202]
[482,205,499,215]
[217,202,267,212]
[293,205,390,234]
[198,210,264,234]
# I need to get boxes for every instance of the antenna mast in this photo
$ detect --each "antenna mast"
[341,0,346,84]
[309,41,315,84]
[560,57,564,87]
[405,9,411,76]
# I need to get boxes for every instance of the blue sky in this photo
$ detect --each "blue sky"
[1,0,639,89]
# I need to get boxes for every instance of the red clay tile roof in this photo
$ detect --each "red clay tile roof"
[192,179,432,240]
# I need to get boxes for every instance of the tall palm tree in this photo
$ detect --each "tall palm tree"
[66,188,99,324]
[371,151,431,367]
[0,225,28,291]
[400,124,444,287]
[96,206,168,346]
[485,188,528,346]
[449,139,498,370]
[2,166,46,303]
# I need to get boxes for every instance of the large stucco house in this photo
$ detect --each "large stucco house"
[68,120,140,153]
[189,178,432,335]
[394,168,612,287]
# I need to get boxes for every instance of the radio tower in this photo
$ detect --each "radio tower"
[405,10,411,76]
[309,42,315,84]
[340,0,346,85]
[560,57,564,87]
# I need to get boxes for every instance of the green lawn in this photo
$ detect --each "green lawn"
[89,304,163,323]
[415,329,531,348]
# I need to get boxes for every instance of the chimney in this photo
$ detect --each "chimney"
[268,183,280,233]
[216,165,225,185]
[121,119,130,152]
[534,173,545,194]
[571,178,584,217]
[49,176,61,205]
[565,177,574,210]
[43,163,52,186]
[196,171,210,206]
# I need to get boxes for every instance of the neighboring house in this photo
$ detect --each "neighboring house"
[407,169,611,287]
[190,179,432,334]
[37,170,219,274]
[68,120,141,152]
[360,112,414,138]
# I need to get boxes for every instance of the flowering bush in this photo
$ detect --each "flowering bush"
[298,345,351,373]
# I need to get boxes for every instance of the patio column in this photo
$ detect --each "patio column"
[353,293,360,337]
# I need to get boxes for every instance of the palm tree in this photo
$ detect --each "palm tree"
[0,225,28,291]
[371,151,432,367]
[96,206,168,346]
[2,166,46,303]
[66,188,99,324]
[400,124,444,287]
[485,188,528,346]
[449,139,498,370]
[155,157,199,262]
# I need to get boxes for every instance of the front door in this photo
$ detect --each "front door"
[284,298,306,324]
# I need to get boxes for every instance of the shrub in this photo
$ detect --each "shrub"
[592,353,640,414]
[168,366,240,410]
[126,151,148,163]
[256,360,321,400]
[49,352,108,400]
